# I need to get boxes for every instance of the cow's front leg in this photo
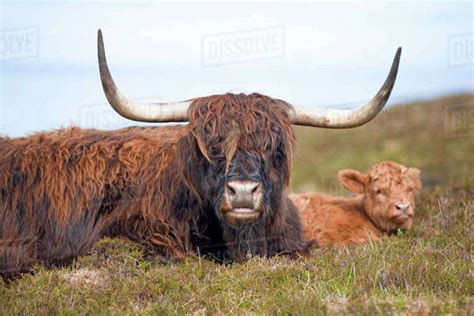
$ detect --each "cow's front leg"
[109,217,195,263]
[265,197,312,258]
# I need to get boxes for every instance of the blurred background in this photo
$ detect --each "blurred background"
[0,1,473,191]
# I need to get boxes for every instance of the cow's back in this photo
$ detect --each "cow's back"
[0,125,186,275]
[290,193,382,248]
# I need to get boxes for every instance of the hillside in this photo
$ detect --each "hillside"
[292,93,474,193]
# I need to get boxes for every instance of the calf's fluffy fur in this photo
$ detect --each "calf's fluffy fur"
[290,161,422,248]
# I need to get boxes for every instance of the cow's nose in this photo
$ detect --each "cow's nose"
[395,203,411,214]
[226,180,261,207]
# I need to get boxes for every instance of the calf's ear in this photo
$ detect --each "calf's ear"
[407,167,422,191]
[338,169,367,194]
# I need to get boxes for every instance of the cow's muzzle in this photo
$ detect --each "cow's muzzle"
[221,180,264,226]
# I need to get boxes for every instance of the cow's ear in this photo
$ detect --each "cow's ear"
[407,167,422,191]
[338,169,367,194]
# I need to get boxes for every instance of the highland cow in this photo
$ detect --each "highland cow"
[290,161,422,248]
[0,30,401,278]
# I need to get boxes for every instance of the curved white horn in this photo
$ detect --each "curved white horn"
[98,29,191,122]
[290,47,402,128]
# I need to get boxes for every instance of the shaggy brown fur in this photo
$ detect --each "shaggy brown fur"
[290,161,422,248]
[0,93,309,279]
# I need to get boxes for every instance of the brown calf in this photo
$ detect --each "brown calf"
[290,161,422,248]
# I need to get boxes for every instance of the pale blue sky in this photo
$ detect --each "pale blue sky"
[0,1,472,136]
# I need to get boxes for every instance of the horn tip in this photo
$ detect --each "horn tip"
[97,29,104,48]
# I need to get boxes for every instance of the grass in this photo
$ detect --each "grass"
[1,94,473,315]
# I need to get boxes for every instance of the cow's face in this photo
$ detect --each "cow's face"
[338,161,422,233]
[182,93,294,227]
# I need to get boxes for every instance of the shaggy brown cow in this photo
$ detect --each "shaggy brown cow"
[290,161,422,248]
[0,30,401,278]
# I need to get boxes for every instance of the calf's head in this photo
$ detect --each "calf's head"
[338,161,422,232]
[97,30,402,228]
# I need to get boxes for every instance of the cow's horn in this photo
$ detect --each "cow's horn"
[98,29,191,122]
[289,47,401,128]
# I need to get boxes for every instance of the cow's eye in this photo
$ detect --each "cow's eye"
[374,189,383,195]
[271,140,286,167]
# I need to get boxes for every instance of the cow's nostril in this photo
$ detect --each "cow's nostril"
[226,183,236,196]
[395,203,410,212]
[251,183,260,195]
